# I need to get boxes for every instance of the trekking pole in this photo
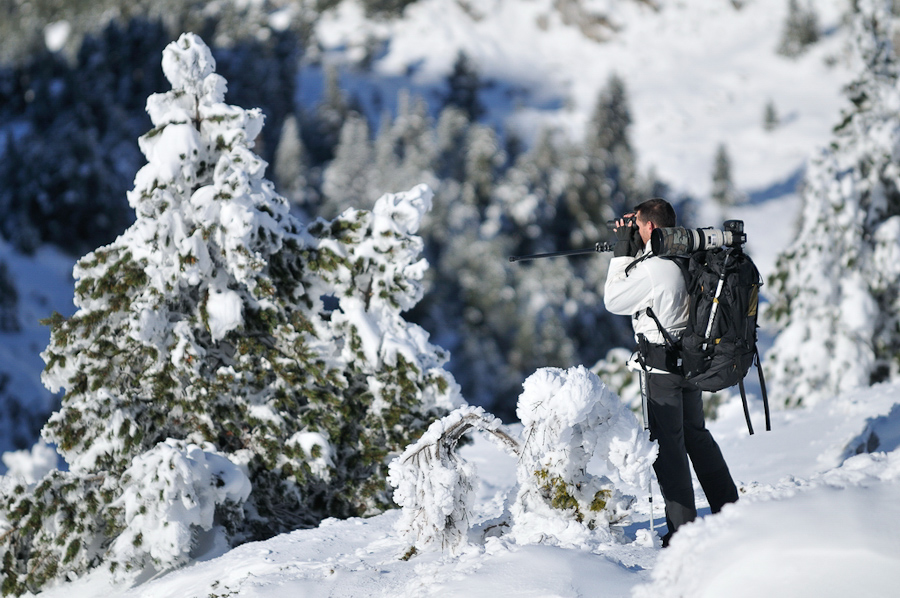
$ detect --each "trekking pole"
[701,249,733,351]
[508,241,614,263]
[648,475,655,535]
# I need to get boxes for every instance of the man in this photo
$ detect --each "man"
[604,198,738,547]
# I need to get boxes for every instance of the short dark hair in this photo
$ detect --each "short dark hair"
[634,198,676,228]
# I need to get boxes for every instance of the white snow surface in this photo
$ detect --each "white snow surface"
[28,380,900,598]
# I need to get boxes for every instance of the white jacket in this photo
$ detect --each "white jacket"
[604,245,689,346]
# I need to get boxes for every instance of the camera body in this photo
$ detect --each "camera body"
[650,220,746,256]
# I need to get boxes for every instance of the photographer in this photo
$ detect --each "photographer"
[604,198,738,547]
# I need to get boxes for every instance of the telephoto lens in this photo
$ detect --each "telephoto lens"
[651,223,745,256]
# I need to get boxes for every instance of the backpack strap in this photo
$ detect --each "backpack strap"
[737,348,772,435]
[757,348,771,432]
[624,252,653,276]
[645,306,680,350]
[738,378,754,435]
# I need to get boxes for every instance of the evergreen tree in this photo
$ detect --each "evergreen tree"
[711,142,743,206]
[433,106,471,184]
[766,0,900,407]
[0,34,459,594]
[0,260,18,333]
[303,64,351,164]
[442,50,485,123]
[321,112,375,217]
[764,99,780,131]
[273,113,314,213]
[569,73,638,242]
[777,0,821,58]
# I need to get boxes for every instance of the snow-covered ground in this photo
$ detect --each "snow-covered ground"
[30,379,900,598]
[6,0,899,596]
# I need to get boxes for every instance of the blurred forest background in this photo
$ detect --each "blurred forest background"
[1,0,746,437]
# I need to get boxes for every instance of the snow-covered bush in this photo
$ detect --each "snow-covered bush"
[108,440,251,578]
[390,366,656,555]
[389,406,519,554]
[511,366,656,547]
[0,33,460,594]
[765,0,900,407]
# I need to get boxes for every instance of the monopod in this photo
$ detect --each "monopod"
[508,241,615,263]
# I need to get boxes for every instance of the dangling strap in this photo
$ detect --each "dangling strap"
[738,349,772,436]
[739,377,754,435]
[757,349,771,432]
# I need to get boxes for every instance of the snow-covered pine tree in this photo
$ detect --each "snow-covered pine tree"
[303,64,351,164]
[776,0,820,58]
[321,112,374,217]
[711,142,744,206]
[0,33,460,594]
[442,50,485,123]
[273,113,313,213]
[765,0,900,407]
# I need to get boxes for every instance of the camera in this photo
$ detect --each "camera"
[651,220,747,256]
[606,215,636,230]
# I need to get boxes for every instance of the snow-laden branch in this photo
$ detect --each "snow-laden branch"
[388,406,519,554]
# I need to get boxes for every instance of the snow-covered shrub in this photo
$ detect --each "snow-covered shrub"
[0,33,460,594]
[108,440,251,578]
[511,366,656,547]
[765,0,900,407]
[389,406,519,554]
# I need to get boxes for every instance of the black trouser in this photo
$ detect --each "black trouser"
[647,372,738,535]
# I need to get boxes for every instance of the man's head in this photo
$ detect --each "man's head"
[633,198,676,244]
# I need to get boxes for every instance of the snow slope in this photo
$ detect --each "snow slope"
[30,381,900,598]
[310,0,855,200]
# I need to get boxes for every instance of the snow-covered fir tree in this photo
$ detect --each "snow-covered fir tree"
[765,0,900,407]
[0,33,460,595]
[321,113,375,217]
[776,0,820,58]
[711,143,744,206]
[273,113,313,213]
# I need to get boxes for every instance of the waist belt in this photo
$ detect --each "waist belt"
[637,334,682,375]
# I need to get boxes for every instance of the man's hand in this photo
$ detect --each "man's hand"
[613,214,642,257]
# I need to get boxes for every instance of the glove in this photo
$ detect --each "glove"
[613,224,642,257]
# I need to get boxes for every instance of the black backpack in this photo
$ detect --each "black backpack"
[647,247,771,434]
